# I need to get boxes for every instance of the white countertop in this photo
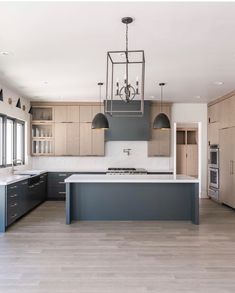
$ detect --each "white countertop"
[0,170,47,185]
[65,174,199,183]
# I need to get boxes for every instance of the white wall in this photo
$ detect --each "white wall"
[32,141,173,172]
[0,83,31,175]
[171,103,208,197]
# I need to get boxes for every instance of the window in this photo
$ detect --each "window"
[6,118,14,165]
[16,121,24,162]
[0,115,25,167]
[0,116,3,166]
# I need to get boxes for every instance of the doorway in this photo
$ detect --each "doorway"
[176,124,199,178]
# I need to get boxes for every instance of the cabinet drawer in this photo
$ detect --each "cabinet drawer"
[7,210,20,226]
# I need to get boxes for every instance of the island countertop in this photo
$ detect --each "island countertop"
[65,174,199,184]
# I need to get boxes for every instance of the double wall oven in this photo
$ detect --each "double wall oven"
[208,144,219,200]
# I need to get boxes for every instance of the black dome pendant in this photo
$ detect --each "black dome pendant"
[153,113,170,129]
[91,82,109,129]
[153,83,170,129]
[92,113,109,129]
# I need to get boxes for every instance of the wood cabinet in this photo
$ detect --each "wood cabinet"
[80,123,104,156]
[31,103,104,157]
[208,122,219,145]
[219,127,235,208]
[176,128,198,177]
[208,103,219,123]
[54,106,80,123]
[54,123,80,156]
[148,103,171,157]
[54,123,67,156]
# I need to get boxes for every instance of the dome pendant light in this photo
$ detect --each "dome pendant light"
[92,83,109,129]
[153,83,170,129]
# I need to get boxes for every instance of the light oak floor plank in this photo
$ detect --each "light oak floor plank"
[0,199,235,293]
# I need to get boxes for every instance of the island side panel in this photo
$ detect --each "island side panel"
[65,183,71,225]
[191,183,199,225]
[69,182,199,223]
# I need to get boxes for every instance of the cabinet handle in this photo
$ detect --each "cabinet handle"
[58,191,66,194]
[29,185,35,188]
[10,194,18,198]
[58,174,67,177]
[35,183,40,186]
[9,185,17,190]
[10,203,18,208]
[232,161,234,175]
[21,182,28,185]
[11,213,18,219]
[58,181,65,184]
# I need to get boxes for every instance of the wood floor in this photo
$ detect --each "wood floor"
[0,199,235,293]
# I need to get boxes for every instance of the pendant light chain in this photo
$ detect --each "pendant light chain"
[99,83,102,113]
[125,22,129,87]
[160,84,163,113]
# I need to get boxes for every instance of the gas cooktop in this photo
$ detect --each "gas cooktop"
[106,168,147,175]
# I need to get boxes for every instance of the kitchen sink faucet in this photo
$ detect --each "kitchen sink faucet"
[11,159,23,174]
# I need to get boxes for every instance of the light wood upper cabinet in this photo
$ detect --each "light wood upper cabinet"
[208,122,219,145]
[67,123,80,155]
[54,106,80,123]
[54,123,67,156]
[208,103,219,124]
[92,129,105,156]
[148,103,171,157]
[80,106,93,122]
[54,106,68,123]
[80,123,92,155]
[67,106,80,122]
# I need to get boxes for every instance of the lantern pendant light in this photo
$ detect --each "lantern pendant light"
[153,83,170,129]
[92,83,109,129]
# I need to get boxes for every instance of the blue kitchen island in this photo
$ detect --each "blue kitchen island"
[65,174,199,225]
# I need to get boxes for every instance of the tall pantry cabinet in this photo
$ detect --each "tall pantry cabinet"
[219,127,235,208]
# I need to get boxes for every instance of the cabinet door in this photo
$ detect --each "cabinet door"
[67,106,80,122]
[67,123,80,155]
[80,123,92,155]
[80,106,92,122]
[54,123,67,156]
[208,104,219,123]
[92,129,105,156]
[208,122,219,145]
[186,145,198,177]
[176,145,187,175]
[54,106,67,122]
[219,128,233,206]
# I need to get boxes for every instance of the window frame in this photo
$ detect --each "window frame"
[0,114,25,168]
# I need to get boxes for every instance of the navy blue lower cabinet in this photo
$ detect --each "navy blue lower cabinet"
[0,173,48,233]
[66,182,199,225]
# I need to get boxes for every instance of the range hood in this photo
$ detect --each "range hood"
[105,101,150,141]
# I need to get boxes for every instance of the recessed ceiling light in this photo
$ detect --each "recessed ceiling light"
[0,51,10,56]
[213,81,223,86]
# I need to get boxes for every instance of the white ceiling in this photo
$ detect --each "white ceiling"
[0,1,235,103]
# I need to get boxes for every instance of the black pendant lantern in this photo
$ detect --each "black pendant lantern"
[153,83,170,129]
[92,83,109,129]
[0,89,3,101]
[16,98,21,108]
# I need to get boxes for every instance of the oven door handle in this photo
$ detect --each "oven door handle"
[230,160,234,175]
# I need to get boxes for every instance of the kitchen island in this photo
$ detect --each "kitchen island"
[65,174,199,225]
